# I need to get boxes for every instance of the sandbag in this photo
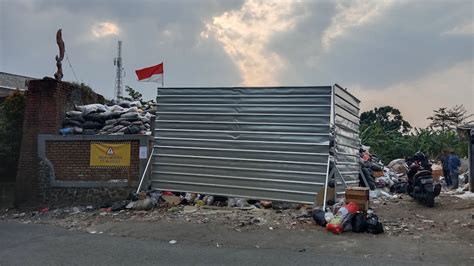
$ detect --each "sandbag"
[66,110,83,117]
[105,119,117,125]
[121,112,139,120]
[82,121,104,129]
[119,101,131,108]
[73,126,83,134]
[130,101,142,108]
[101,124,114,131]
[62,119,82,128]
[119,120,132,126]
[124,125,141,134]
[83,129,98,135]
[75,104,106,116]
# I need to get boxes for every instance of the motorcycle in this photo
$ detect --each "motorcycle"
[405,152,441,207]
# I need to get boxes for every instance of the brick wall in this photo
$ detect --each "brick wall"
[15,78,104,206]
[45,140,139,182]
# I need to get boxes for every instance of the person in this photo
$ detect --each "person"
[448,151,461,189]
[440,150,452,187]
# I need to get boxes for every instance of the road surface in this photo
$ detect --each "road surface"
[1,221,472,265]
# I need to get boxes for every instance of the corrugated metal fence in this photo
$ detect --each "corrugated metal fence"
[151,86,360,203]
[332,84,361,186]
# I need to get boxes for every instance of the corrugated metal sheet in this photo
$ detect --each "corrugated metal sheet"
[151,87,332,203]
[333,84,361,186]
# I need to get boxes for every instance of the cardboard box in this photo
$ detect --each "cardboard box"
[372,171,384,177]
[345,187,369,212]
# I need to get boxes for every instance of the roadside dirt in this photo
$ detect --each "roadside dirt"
[373,192,474,242]
[1,192,472,243]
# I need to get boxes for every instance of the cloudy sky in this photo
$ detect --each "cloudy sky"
[1,0,472,127]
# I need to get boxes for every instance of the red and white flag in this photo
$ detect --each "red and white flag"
[135,63,163,83]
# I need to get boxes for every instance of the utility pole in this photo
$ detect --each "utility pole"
[114,40,124,101]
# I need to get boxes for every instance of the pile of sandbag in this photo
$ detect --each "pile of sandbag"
[60,101,155,136]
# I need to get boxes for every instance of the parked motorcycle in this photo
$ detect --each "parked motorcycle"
[405,152,441,207]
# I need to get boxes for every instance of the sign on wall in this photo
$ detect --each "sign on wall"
[90,142,131,167]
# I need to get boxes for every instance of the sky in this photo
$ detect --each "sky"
[1,0,473,127]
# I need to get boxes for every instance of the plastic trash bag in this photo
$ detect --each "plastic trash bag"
[351,212,367,233]
[326,202,359,234]
[312,209,327,227]
[366,213,384,234]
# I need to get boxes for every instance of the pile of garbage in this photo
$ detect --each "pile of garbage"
[359,148,408,196]
[312,201,384,235]
[59,101,156,136]
[124,190,301,212]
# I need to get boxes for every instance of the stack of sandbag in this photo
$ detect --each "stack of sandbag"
[60,101,155,136]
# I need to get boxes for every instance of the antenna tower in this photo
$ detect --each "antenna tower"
[114,40,124,101]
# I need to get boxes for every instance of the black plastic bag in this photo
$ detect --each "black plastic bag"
[366,214,384,234]
[312,209,327,227]
[351,212,367,233]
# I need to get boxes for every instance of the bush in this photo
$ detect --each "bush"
[0,90,25,181]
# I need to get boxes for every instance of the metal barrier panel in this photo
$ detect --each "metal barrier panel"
[333,84,361,185]
[151,87,332,203]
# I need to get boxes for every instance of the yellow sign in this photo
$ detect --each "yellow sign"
[90,142,131,167]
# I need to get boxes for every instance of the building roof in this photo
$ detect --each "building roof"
[0,72,36,91]
[0,72,36,98]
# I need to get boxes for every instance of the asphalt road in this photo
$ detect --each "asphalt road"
[0,221,471,265]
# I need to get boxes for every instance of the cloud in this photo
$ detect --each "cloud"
[321,0,393,50]
[91,22,120,38]
[201,0,299,86]
[351,60,474,128]
[442,21,474,35]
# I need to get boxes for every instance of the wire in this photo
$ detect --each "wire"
[65,51,80,83]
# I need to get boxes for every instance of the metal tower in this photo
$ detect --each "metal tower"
[114,40,124,101]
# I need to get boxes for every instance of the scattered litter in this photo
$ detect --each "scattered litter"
[169,240,177,244]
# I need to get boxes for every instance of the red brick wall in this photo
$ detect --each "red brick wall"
[15,78,104,206]
[46,140,139,182]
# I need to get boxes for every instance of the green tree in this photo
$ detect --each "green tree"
[428,105,473,131]
[0,90,26,181]
[360,106,412,134]
[118,86,155,107]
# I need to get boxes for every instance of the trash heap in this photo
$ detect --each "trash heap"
[312,201,384,235]
[125,190,300,211]
[359,149,409,196]
[60,101,156,136]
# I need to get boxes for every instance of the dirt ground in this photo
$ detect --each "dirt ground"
[1,191,473,245]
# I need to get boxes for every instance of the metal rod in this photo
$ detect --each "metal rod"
[152,179,320,195]
[155,136,329,146]
[154,145,328,156]
[153,153,330,166]
[155,120,329,126]
[136,147,155,194]
[155,112,330,117]
[157,94,332,98]
[155,128,330,136]
[322,156,331,210]
[153,171,325,185]
[153,162,327,175]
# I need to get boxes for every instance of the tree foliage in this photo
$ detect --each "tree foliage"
[118,86,156,107]
[427,105,473,131]
[0,90,26,181]
[360,105,469,164]
[360,106,412,133]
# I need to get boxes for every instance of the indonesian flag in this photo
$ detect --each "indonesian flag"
[135,63,163,83]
